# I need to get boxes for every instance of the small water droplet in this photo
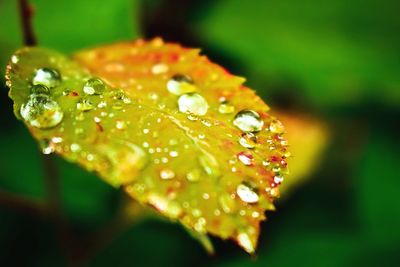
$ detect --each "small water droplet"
[169,151,179,157]
[51,137,63,143]
[76,98,94,111]
[233,110,264,132]
[187,113,199,121]
[273,175,284,184]
[32,68,61,88]
[239,133,257,149]
[194,217,207,233]
[218,194,236,214]
[269,187,280,198]
[40,139,55,154]
[186,169,201,182]
[31,84,50,95]
[20,94,63,129]
[237,152,253,166]
[178,93,208,116]
[198,151,220,178]
[62,89,71,96]
[201,119,212,127]
[237,232,255,254]
[116,120,126,130]
[269,120,285,133]
[167,74,196,95]
[11,55,19,64]
[83,78,105,95]
[70,143,81,153]
[151,63,169,74]
[218,101,235,114]
[160,168,175,180]
[236,183,259,203]
[147,193,182,219]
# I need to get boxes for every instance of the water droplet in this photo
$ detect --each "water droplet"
[186,169,201,182]
[198,151,220,178]
[32,68,61,88]
[236,183,259,203]
[83,78,105,95]
[201,119,212,127]
[116,120,126,130]
[169,151,179,157]
[160,168,175,180]
[233,110,264,132]
[51,137,63,143]
[269,120,285,133]
[62,89,71,96]
[167,74,196,95]
[151,63,169,74]
[40,139,55,155]
[218,194,236,214]
[20,94,63,129]
[237,152,253,166]
[237,232,255,254]
[97,101,107,108]
[269,187,280,198]
[76,98,94,111]
[70,143,81,153]
[273,175,284,184]
[31,84,50,95]
[218,101,235,114]
[194,217,207,233]
[187,114,199,121]
[147,193,182,219]
[11,55,19,64]
[239,133,257,149]
[178,93,208,116]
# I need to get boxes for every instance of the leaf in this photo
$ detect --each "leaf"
[5,38,289,253]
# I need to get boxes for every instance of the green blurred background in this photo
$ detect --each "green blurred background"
[1,0,399,266]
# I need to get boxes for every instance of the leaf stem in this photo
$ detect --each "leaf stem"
[0,189,47,216]
[18,0,37,46]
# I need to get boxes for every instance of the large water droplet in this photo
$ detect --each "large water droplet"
[32,68,61,88]
[20,94,64,129]
[233,110,264,132]
[239,133,257,149]
[236,182,259,203]
[269,119,285,133]
[167,74,196,95]
[178,93,208,116]
[83,78,105,95]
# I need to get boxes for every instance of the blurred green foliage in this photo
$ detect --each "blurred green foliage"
[0,0,399,266]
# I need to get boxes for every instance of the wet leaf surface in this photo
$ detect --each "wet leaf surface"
[5,39,289,253]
